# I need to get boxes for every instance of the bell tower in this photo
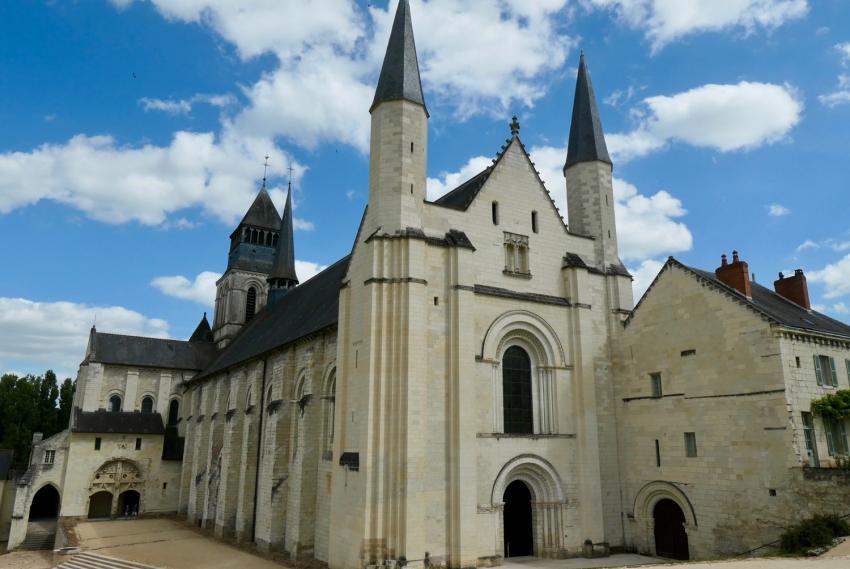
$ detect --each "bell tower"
[212,184,281,348]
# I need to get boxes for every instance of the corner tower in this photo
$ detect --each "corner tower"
[367,0,428,232]
[212,185,281,348]
[564,53,619,268]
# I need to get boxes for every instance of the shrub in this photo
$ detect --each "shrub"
[780,514,850,555]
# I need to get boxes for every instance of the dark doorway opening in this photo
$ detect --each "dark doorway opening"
[503,480,533,558]
[653,499,689,560]
[29,485,60,520]
[118,490,140,517]
[88,491,113,519]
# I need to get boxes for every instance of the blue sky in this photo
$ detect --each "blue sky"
[2,0,849,379]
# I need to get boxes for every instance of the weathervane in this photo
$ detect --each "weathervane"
[510,116,520,137]
[287,163,294,191]
[262,155,270,188]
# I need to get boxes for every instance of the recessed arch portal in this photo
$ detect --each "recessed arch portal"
[29,484,60,520]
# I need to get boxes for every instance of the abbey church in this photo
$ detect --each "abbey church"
[5,1,850,565]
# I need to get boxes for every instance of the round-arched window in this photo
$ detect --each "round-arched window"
[109,395,122,413]
[502,346,532,434]
[246,287,257,321]
[167,399,179,425]
[141,396,154,414]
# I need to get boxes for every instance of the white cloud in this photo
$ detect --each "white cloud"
[628,258,665,302]
[808,253,850,299]
[585,0,808,52]
[139,93,236,115]
[608,81,803,162]
[832,302,849,315]
[0,297,169,375]
[767,203,791,216]
[819,44,850,107]
[794,238,850,252]
[0,127,302,226]
[797,239,818,251]
[295,260,328,283]
[427,145,692,264]
[151,271,220,307]
[114,1,574,152]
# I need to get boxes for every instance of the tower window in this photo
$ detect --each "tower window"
[655,439,661,467]
[135,438,142,450]
[685,432,698,457]
[246,287,257,321]
[531,211,538,233]
[650,373,662,398]
[94,437,102,451]
[492,202,499,225]
[109,395,122,413]
[503,232,530,276]
[141,396,154,414]
[410,142,414,153]
[167,399,179,425]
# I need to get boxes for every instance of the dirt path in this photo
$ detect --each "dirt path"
[0,550,53,569]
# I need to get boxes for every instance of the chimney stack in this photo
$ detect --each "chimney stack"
[715,250,752,298]
[774,269,811,310]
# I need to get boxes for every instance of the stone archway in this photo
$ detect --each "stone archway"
[633,481,697,559]
[492,455,567,559]
[28,485,60,520]
[90,460,144,518]
[118,490,141,517]
[88,491,113,519]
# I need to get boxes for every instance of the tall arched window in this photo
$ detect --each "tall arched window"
[141,396,154,414]
[246,386,254,409]
[109,395,122,413]
[502,346,533,434]
[323,369,336,456]
[245,287,257,321]
[167,399,179,425]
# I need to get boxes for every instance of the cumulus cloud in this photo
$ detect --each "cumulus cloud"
[808,254,850,299]
[114,1,574,152]
[295,260,328,283]
[585,0,808,52]
[427,155,493,201]
[0,297,169,376]
[607,81,802,162]
[0,128,302,226]
[139,93,236,115]
[818,43,850,108]
[151,271,220,306]
[767,203,791,216]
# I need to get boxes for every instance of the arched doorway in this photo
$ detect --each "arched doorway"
[503,480,533,558]
[654,499,689,560]
[29,485,60,520]
[117,490,140,517]
[88,491,113,519]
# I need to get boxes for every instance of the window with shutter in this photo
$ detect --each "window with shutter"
[814,355,823,385]
[828,357,838,387]
[846,360,850,385]
[825,419,835,456]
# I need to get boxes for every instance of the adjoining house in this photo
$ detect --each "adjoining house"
[616,253,850,559]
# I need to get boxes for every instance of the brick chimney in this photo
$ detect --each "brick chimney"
[715,251,752,298]
[774,269,811,310]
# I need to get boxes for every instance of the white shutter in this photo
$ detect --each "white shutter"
[814,355,823,386]
[828,357,838,387]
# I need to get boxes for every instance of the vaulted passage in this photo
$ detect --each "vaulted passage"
[118,490,140,517]
[29,485,60,520]
[503,480,533,558]
[88,491,113,519]
[654,499,689,560]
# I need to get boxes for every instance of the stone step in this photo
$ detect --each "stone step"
[57,551,162,569]
[18,534,56,550]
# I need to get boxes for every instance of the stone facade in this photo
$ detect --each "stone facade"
[615,262,850,559]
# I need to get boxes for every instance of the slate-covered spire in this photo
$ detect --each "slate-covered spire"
[267,185,299,305]
[237,186,281,232]
[370,0,428,115]
[189,313,214,343]
[565,52,612,171]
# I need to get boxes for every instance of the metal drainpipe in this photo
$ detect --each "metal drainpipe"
[251,358,268,543]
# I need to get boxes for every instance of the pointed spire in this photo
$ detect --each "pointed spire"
[189,312,214,343]
[267,181,299,302]
[565,52,612,171]
[239,187,281,231]
[370,0,428,115]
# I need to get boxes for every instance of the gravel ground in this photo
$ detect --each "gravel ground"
[0,550,53,569]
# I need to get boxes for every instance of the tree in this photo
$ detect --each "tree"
[0,370,74,464]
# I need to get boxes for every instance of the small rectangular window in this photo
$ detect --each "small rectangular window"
[95,437,102,451]
[531,211,538,233]
[795,356,801,368]
[135,438,142,450]
[814,355,838,387]
[163,482,168,490]
[680,349,696,357]
[503,232,530,275]
[650,373,662,398]
[684,432,698,457]
[433,296,439,306]
[43,450,55,465]
[655,439,661,467]
[492,201,499,225]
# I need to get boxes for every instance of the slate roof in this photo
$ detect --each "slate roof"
[268,187,298,284]
[87,331,217,371]
[196,255,350,379]
[686,265,850,338]
[236,188,281,233]
[565,53,612,170]
[72,409,166,435]
[188,313,214,343]
[432,168,493,211]
[370,0,428,115]
[0,449,13,480]
[630,257,850,339]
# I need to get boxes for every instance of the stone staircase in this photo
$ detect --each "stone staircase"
[18,520,57,550]
[57,551,162,569]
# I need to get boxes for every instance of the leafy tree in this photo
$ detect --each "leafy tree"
[0,370,74,464]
